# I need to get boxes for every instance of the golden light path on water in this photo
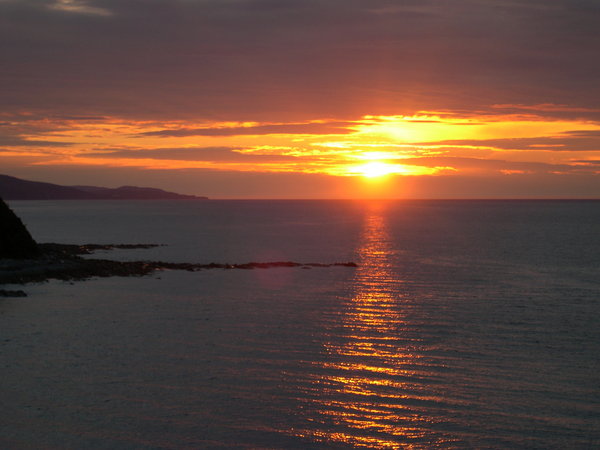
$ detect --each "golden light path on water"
[289,202,451,448]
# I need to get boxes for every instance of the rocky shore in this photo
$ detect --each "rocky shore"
[0,197,356,297]
[0,242,357,297]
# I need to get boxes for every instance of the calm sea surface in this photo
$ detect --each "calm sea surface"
[2,200,599,448]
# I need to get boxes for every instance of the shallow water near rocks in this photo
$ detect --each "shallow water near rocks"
[2,199,599,448]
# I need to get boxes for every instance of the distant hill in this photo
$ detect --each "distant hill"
[0,174,207,200]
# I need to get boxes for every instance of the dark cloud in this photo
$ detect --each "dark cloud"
[418,131,600,152]
[1,0,598,121]
[571,159,600,165]
[0,134,72,147]
[489,105,600,122]
[400,156,593,173]
[141,122,355,137]
[84,146,299,162]
[563,130,600,137]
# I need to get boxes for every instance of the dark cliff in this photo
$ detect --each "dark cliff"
[0,198,40,259]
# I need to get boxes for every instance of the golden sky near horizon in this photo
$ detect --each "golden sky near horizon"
[4,111,599,177]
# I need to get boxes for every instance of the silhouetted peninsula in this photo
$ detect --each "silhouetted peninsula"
[0,198,356,297]
[0,174,208,200]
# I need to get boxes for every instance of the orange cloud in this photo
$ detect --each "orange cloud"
[2,112,599,183]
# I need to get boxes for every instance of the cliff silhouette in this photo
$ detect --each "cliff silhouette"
[0,197,40,259]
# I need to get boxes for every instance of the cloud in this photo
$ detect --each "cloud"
[571,159,600,166]
[1,0,599,121]
[1,0,597,197]
[417,131,600,152]
[563,130,600,137]
[48,0,112,16]
[0,134,72,147]
[492,104,600,113]
[141,122,355,137]
[399,156,594,174]
[490,104,600,121]
[84,146,299,162]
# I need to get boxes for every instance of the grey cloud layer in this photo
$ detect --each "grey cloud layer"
[1,0,599,120]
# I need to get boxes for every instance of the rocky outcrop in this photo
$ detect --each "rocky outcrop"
[0,203,357,298]
[0,243,357,285]
[0,198,40,259]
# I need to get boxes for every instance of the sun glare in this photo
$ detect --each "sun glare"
[346,161,442,178]
[356,161,398,178]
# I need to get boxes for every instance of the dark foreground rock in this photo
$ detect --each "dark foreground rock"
[0,289,27,297]
[0,198,40,259]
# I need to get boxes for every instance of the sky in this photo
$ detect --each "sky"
[1,0,599,198]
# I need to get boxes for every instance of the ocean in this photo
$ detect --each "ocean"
[2,200,599,448]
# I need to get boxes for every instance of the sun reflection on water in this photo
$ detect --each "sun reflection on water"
[291,201,443,448]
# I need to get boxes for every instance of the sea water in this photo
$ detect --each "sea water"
[2,200,599,448]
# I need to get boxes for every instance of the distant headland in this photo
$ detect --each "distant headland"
[0,174,208,200]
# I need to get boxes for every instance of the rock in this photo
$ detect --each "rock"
[0,289,27,297]
[0,197,40,259]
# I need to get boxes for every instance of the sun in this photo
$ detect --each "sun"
[343,159,442,178]
[356,161,398,178]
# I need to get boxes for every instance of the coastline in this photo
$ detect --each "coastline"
[0,243,357,297]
